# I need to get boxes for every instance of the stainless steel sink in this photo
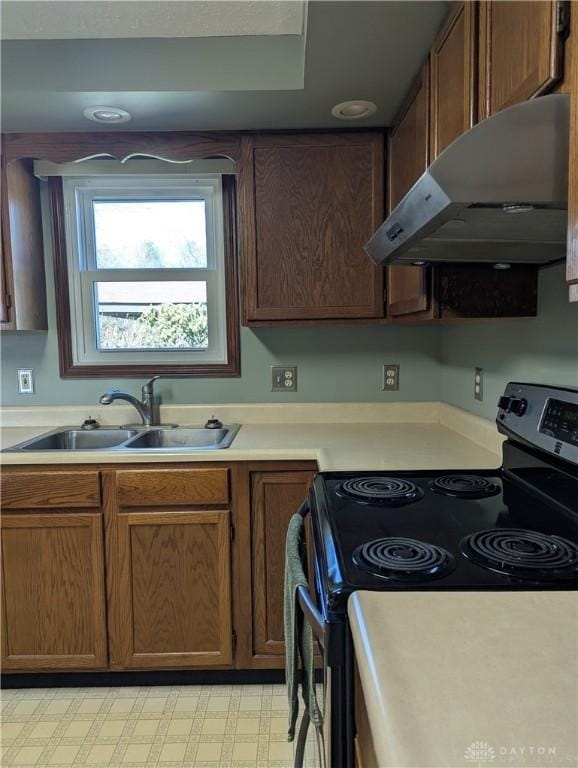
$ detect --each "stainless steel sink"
[124,426,239,451]
[12,428,139,451]
[4,424,240,452]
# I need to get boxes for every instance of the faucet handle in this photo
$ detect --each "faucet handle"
[142,376,160,397]
[143,375,160,388]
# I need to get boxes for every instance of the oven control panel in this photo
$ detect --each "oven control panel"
[497,383,578,465]
[539,398,578,445]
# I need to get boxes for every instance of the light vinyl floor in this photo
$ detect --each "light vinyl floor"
[0,684,316,768]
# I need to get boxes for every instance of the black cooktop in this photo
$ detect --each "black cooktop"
[310,462,578,610]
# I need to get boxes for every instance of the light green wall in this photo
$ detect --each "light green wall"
[0,189,442,406]
[1,189,576,412]
[441,264,578,420]
[0,325,442,406]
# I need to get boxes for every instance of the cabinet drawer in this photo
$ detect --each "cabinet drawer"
[116,468,230,507]
[2,471,100,509]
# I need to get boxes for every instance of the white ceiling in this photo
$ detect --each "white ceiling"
[1,0,306,40]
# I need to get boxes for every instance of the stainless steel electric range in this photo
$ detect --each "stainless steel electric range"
[298,383,578,768]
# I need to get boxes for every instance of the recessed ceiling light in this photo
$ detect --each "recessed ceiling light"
[331,100,377,120]
[83,106,131,124]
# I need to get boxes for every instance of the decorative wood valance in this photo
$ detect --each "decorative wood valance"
[2,131,242,165]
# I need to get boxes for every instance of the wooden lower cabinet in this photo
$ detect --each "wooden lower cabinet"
[1,462,317,674]
[1,512,108,670]
[111,509,233,669]
[250,471,315,666]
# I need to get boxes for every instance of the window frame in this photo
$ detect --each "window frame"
[66,176,225,364]
[49,174,240,378]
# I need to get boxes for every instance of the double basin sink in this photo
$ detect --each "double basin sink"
[6,425,240,452]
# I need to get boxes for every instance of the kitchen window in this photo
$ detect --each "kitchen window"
[47,165,239,377]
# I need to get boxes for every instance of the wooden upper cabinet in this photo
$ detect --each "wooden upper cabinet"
[240,133,384,324]
[430,2,477,159]
[250,471,314,666]
[387,61,433,318]
[388,64,430,209]
[0,159,47,331]
[112,509,233,669]
[566,1,578,296]
[478,0,567,119]
[0,235,8,324]
[1,513,108,671]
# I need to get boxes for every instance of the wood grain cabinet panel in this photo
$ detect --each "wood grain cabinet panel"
[0,159,47,331]
[387,61,433,319]
[2,470,101,509]
[251,471,314,665]
[113,510,233,668]
[1,513,107,670]
[430,2,477,159]
[566,4,578,293]
[0,232,9,324]
[115,468,229,507]
[240,133,384,323]
[478,0,566,119]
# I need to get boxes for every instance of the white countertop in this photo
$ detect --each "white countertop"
[0,402,501,470]
[348,591,578,768]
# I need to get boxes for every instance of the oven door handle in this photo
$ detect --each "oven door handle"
[297,500,310,518]
[297,584,325,645]
[295,500,325,645]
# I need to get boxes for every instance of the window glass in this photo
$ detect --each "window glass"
[94,281,208,350]
[92,199,207,269]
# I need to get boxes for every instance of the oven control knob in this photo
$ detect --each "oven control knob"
[498,396,527,416]
[509,398,527,416]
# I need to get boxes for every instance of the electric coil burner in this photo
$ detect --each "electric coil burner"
[430,474,500,498]
[353,537,456,581]
[337,476,423,505]
[460,528,578,582]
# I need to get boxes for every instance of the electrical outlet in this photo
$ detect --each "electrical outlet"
[474,367,483,401]
[17,368,34,394]
[383,364,400,391]
[271,366,297,392]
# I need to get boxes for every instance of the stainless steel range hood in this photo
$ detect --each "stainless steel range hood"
[365,94,570,266]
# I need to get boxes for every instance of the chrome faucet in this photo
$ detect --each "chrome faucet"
[99,376,160,427]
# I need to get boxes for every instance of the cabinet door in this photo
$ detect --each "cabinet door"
[0,227,11,325]
[0,159,47,331]
[251,471,314,665]
[567,6,578,292]
[478,0,565,119]
[430,2,477,159]
[241,133,384,323]
[1,513,107,670]
[387,61,434,318]
[114,510,233,668]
